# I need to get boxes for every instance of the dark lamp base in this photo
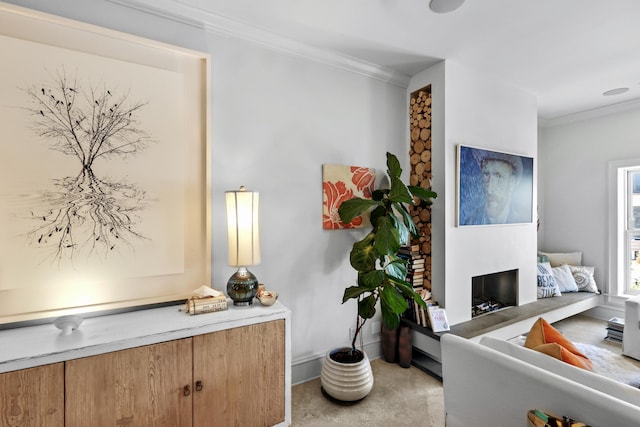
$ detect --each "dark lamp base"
[227,267,258,306]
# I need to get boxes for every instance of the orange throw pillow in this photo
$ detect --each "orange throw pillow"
[531,343,593,370]
[524,317,592,370]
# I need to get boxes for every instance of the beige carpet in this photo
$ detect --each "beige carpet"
[292,358,444,426]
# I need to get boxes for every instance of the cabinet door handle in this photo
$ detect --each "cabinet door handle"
[183,385,191,396]
[195,380,203,391]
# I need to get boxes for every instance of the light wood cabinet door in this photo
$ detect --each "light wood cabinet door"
[193,320,285,427]
[0,363,64,427]
[65,338,193,427]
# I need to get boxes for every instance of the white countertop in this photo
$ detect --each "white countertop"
[0,300,290,373]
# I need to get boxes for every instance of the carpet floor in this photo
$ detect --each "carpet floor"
[291,314,634,426]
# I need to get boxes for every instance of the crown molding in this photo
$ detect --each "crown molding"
[106,0,411,88]
[539,97,640,128]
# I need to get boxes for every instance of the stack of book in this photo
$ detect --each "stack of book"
[184,294,228,315]
[605,317,624,343]
[399,245,428,326]
[398,244,426,289]
[397,244,449,333]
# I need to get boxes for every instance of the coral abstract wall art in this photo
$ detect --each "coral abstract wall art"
[322,164,375,230]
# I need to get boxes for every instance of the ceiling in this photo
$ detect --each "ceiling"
[172,0,640,122]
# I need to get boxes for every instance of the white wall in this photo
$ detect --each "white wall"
[410,61,538,325]
[7,0,407,384]
[538,108,640,300]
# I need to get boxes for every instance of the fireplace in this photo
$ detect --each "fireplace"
[471,269,518,318]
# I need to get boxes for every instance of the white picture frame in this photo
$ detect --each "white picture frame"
[0,3,211,325]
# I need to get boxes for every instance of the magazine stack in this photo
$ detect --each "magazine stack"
[605,317,624,343]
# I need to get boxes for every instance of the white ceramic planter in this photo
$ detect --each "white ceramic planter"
[320,347,374,402]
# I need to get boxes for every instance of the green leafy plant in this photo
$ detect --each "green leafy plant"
[338,152,437,354]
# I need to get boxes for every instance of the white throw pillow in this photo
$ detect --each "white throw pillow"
[538,251,582,267]
[537,262,562,298]
[552,264,579,293]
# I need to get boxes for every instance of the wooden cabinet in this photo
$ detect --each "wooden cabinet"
[194,320,285,427]
[65,338,193,427]
[0,363,64,427]
[62,320,285,427]
[0,304,290,426]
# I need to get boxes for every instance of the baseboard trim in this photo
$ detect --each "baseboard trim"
[586,305,624,321]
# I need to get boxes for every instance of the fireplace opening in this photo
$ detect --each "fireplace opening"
[472,269,518,318]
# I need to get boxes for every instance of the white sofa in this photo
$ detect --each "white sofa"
[441,334,640,427]
[624,295,640,360]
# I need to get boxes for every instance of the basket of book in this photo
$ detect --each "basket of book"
[527,409,588,427]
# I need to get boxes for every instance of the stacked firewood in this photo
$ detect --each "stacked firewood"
[408,87,433,290]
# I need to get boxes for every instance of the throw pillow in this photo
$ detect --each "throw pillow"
[568,265,599,293]
[537,254,549,263]
[524,317,593,370]
[537,251,582,267]
[536,262,561,298]
[531,343,594,370]
[552,264,579,292]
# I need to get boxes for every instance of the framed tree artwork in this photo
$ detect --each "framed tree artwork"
[0,4,210,325]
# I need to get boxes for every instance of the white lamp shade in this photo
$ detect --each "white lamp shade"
[225,187,260,267]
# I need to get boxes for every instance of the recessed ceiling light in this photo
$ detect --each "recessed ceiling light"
[603,87,629,96]
[429,0,466,14]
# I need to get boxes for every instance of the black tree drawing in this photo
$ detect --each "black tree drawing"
[22,69,155,265]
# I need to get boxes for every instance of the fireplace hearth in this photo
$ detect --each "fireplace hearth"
[471,269,518,318]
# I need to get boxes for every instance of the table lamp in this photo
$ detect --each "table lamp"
[225,186,260,306]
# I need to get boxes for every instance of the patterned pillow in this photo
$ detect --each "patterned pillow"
[568,265,599,293]
[537,262,562,298]
[552,264,579,293]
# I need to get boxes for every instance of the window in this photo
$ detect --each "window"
[606,159,640,297]
[625,169,640,294]
[610,161,640,296]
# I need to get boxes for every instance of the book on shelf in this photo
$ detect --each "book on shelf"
[398,247,422,259]
[404,288,436,328]
[401,253,423,259]
[427,306,450,332]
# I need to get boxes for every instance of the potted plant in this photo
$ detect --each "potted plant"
[320,152,437,401]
